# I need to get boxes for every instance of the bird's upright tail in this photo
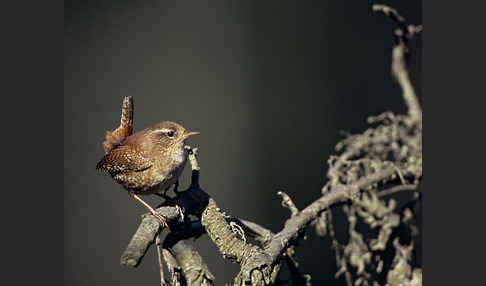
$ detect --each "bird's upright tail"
[102,96,134,154]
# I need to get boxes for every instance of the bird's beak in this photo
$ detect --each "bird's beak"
[182,131,200,140]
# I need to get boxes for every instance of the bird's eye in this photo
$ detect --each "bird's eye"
[167,131,175,137]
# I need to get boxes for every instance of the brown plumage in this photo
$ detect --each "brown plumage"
[96,121,199,194]
[96,97,199,226]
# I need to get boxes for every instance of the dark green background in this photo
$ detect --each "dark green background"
[64,1,421,285]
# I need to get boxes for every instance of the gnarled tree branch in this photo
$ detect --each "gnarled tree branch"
[115,4,421,285]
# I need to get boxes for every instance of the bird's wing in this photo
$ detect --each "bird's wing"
[96,145,152,175]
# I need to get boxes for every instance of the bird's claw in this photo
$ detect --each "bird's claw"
[175,205,184,222]
[151,210,168,228]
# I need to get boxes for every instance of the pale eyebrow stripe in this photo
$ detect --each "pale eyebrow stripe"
[151,128,173,134]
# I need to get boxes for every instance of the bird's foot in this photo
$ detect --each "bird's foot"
[150,210,168,228]
[130,192,169,227]
[175,205,184,222]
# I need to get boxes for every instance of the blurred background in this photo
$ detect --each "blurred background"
[64,0,421,285]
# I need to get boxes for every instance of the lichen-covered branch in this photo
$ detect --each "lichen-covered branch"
[170,239,215,286]
[310,6,423,286]
[121,148,211,267]
[155,234,167,286]
[265,167,396,261]
[162,249,184,286]
[121,215,161,267]
[201,198,275,286]
[120,205,184,267]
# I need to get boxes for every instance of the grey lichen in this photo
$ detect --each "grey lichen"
[313,5,422,286]
[201,198,273,285]
[176,245,215,286]
[386,238,421,286]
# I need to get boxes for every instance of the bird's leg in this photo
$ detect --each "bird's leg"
[129,192,168,227]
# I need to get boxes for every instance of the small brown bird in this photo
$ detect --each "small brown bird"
[96,97,199,226]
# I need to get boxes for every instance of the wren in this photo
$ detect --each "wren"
[96,96,199,226]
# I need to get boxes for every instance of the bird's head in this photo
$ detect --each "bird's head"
[148,121,199,151]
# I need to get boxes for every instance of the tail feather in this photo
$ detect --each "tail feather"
[102,96,134,154]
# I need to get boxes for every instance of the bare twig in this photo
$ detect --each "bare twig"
[265,167,395,261]
[372,4,422,125]
[284,247,312,286]
[230,167,397,285]
[278,191,299,217]
[379,184,418,197]
[239,219,274,247]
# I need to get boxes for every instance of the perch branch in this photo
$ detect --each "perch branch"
[121,206,184,267]
[202,198,275,286]
[121,148,210,267]
[122,143,400,285]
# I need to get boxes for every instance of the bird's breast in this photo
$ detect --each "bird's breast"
[152,146,187,188]
[172,144,187,165]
